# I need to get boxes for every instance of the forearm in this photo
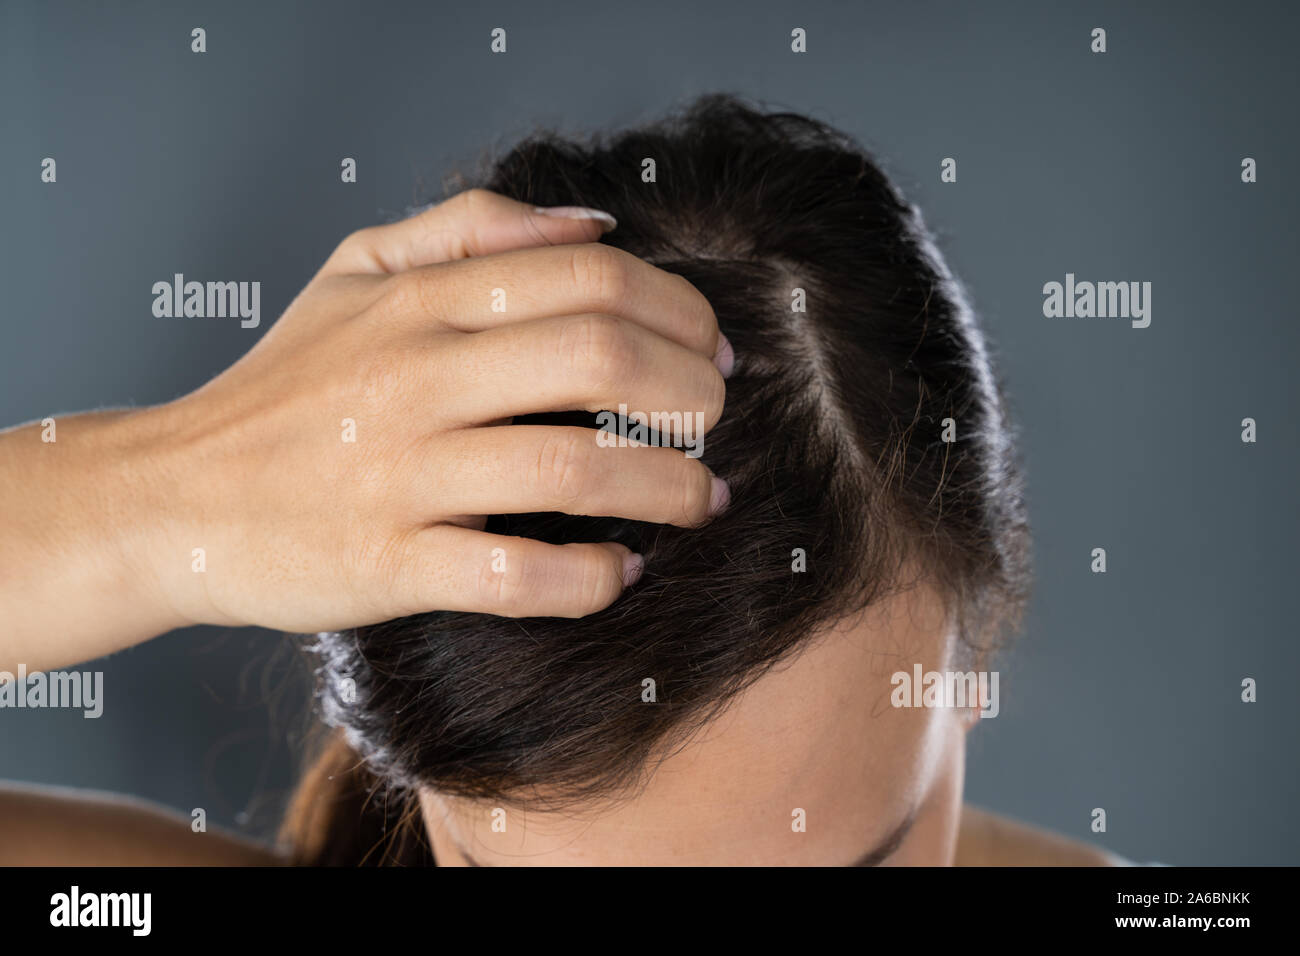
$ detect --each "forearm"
[0,408,188,672]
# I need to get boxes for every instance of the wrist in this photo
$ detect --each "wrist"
[96,401,228,632]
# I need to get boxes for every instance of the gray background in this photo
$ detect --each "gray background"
[1,0,1295,865]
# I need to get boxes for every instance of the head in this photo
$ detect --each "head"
[284,94,1030,866]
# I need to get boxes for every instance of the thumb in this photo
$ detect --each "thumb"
[323,187,617,276]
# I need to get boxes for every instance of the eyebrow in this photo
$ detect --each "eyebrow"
[450,807,919,868]
[848,807,918,867]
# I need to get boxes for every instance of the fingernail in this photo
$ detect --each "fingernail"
[708,476,731,517]
[622,551,645,587]
[533,206,617,231]
[713,332,735,378]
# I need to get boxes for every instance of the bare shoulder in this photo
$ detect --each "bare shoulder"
[0,781,287,866]
[955,804,1131,866]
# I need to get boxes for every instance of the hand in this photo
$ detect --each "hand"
[132,189,730,634]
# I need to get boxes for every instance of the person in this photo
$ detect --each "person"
[0,95,1125,866]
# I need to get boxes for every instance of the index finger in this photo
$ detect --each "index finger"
[389,242,723,361]
[321,188,618,277]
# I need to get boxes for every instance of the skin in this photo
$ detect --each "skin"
[0,189,731,674]
[0,578,1119,866]
[0,189,1118,866]
[416,580,1124,867]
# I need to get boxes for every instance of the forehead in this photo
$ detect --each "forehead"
[422,582,957,865]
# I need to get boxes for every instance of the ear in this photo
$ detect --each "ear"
[955,632,1000,730]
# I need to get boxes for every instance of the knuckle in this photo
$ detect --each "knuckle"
[697,362,727,429]
[675,458,714,525]
[568,244,628,309]
[332,226,378,265]
[534,430,592,504]
[380,270,430,316]
[351,527,414,613]
[571,547,620,614]
[340,225,376,251]
[557,314,634,389]
[477,546,530,613]
[456,187,493,213]
[677,275,718,346]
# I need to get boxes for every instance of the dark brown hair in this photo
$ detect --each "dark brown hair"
[281,93,1031,865]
